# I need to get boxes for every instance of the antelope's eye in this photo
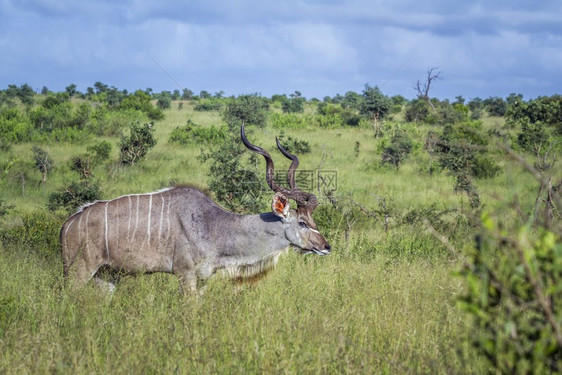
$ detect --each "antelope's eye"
[299,221,308,229]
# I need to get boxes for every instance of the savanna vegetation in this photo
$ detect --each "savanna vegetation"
[1,81,561,373]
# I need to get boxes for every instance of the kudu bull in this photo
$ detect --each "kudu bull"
[61,125,330,293]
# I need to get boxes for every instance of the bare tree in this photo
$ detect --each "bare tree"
[415,67,442,111]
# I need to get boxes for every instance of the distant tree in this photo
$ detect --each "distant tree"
[224,94,269,129]
[214,91,225,98]
[120,90,163,120]
[172,90,180,100]
[341,91,362,110]
[93,81,108,94]
[415,67,442,111]
[281,91,305,113]
[41,86,49,95]
[65,84,78,97]
[119,122,157,166]
[200,90,211,99]
[17,84,36,106]
[360,84,391,137]
[483,97,507,117]
[32,146,54,187]
[181,88,193,100]
[157,95,172,110]
[87,140,112,163]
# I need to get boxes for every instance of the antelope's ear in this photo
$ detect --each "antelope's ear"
[272,192,290,219]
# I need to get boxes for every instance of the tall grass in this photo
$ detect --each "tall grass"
[0,243,483,373]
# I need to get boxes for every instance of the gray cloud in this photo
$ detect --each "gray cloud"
[1,0,561,99]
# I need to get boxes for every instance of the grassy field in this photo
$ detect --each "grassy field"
[0,100,548,373]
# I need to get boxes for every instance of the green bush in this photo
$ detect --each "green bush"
[169,120,227,146]
[276,132,311,154]
[47,180,102,213]
[0,211,62,258]
[87,140,112,163]
[223,94,269,129]
[119,122,157,166]
[194,99,222,112]
[269,112,311,129]
[0,107,34,142]
[120,90,163,121]
[381,129,413,168]
[460,213,562,373]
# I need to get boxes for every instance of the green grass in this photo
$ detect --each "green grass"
[0,244,483,373]
[0,101,553,373]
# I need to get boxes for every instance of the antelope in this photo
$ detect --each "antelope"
[60,125,330,294]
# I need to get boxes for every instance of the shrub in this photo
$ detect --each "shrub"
[157,96,171,110]
[276,132,311,154]
[32,145,54,186]
[120,90,163,121]
[87,140,112,163]
[460,213,562,373]
[169,120,227,146]
[281,92,305,114]
[194,100,222,112]
[119,122,157,166]
[0,107,34,142]
[47,180,102,213]
[381,130,413,168]
[0,211,62,258]
[199,130,265,213]
[269,112,311,130]
[223,94,269,129]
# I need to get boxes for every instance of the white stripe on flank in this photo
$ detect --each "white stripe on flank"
[127,195,132,244]
[85,208,91,255]
[132,195,139,242]
[115,199,120,251]
[166,191,172,243]
[77,211,83,244]
[158,195,164,240]
[147,193,153,241]
[105,202,109,260]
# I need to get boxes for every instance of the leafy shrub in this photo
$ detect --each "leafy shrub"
[483,97,507,117]
[381,129,413,168]
[0,107,34,142]
[360,85,391,121]
[169,120,227,146]
[47,180,102,213]
[157,96,171,110]
[405,99,432,123]
[119,122,157,166]
[120,90,163,120]
[276,132,311,154]
[224,94,269,129]
[316,103,361,127]
[87,140,112,163]
[199,130,265,213]
[269,112,311,130]
[281,92,305,114]
[460,213,562,373]
[32,145,54,185]
[0,211,62,258]
[70,154,94,180]
[194,99,222,112]
[88,107,148,136]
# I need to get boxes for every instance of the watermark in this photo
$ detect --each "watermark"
[229,169,338,206]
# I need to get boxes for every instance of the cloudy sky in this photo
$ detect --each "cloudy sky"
[1,0,561,100]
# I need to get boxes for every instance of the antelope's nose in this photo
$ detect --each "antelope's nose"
[324,244,331,253]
